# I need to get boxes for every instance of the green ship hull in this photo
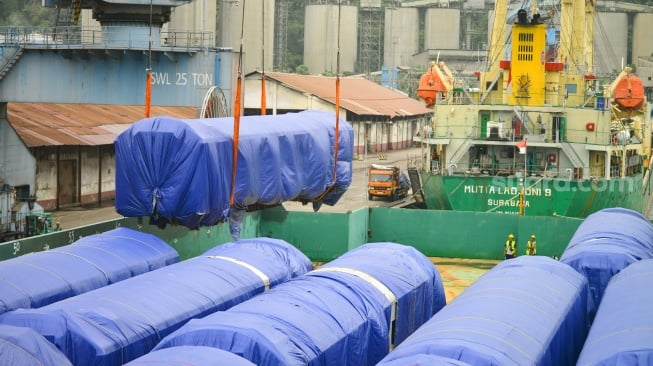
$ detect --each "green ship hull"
[419,172,650,218]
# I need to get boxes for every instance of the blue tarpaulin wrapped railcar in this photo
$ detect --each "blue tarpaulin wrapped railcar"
[125,346,255,366]
[576,259,653,366]
[379,354,472,366]
[0,325,72,366]
[0,227,178,315]
[0,238,311,366]
[153,242,446,366]
[115,110,353,230]
[377,256,589,366]
[560,207,653,326]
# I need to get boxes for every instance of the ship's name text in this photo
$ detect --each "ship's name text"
[463,185,552,196]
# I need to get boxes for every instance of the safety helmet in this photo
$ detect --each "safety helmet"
[508,234,514,238]
[531,235,536,239]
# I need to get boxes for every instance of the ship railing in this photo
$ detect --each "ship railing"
[448,161,537,177]
[0,26,215,52]
[432,120,636,148]
[446,160,603,181]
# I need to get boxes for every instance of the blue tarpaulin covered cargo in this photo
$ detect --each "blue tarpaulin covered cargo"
[115,110,353,230]
[0,325,72,366]
[379,354,472,366]
[576,259,653,366]
[153,242,446,366]
[377,256,589,366]
[561,207,653,325]
[0,227,178,315]
[125,346,255,366]
[0,238,311,366]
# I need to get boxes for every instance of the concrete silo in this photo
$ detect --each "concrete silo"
[594,12,628,76]
[166,0,217,45]
[425,8,460,50]
[632,13,653,66]
[304,4,358,74]
[218,0,275,74]
[384,7,419,68]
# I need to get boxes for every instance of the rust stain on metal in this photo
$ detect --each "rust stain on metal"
[263,72,433,118]
[8,103,197,147]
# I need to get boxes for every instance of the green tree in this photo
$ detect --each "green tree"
[0,0,56,26]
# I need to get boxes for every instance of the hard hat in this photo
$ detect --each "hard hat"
[531,235,536,239]
[508,234,514,238]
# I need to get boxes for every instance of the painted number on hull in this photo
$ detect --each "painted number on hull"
[151,72,214,87]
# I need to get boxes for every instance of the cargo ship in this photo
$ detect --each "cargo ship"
[414,0,652,217]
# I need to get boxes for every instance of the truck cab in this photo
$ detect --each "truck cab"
[368,164,410,201]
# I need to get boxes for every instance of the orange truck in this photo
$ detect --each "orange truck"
[368,164,410,201]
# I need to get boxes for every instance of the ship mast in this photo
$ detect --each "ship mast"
[559,0,588,75]
[486,0,509,73]
[584,0,595,75]
[482,0,509,95]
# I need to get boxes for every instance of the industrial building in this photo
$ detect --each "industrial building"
[244,71,432,157]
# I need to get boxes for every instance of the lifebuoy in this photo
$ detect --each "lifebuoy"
[586,122,595,131]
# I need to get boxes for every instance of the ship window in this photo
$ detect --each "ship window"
[485,81,498,91]
[565,84,577,94]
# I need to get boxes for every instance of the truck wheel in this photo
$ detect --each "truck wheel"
[368,194,373,200]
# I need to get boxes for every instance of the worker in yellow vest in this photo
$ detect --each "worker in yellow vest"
[504,234,517,259]
[526,234,537,256]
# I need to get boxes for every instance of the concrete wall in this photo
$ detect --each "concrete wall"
[632,13,653,65]
[79,146,116,205]
[383,7,420,68]
[33,146,116,210]
[167,0,217,40]
[303,4,358,74]
[594,12,628,75]
[80,9,101,29]
[218,0,275,74]
[390,119,419,150]
[425,8,460,50]
[0,117,35,193]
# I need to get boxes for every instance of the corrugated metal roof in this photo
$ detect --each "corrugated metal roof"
[262,72,433,118]
[7,103,198,147]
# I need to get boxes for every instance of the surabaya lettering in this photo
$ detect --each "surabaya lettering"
[487,199,531,207]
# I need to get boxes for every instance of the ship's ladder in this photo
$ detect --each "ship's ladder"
[560,142,586,169]
[0,46,23,81]
[479,73,501,104]
[448,138,474,166]
[513,105,535,136]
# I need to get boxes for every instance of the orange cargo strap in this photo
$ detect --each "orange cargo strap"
[230,0,247,206]
[260,3,266,116]
[316,2,342,201]
[144,0,154,117]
